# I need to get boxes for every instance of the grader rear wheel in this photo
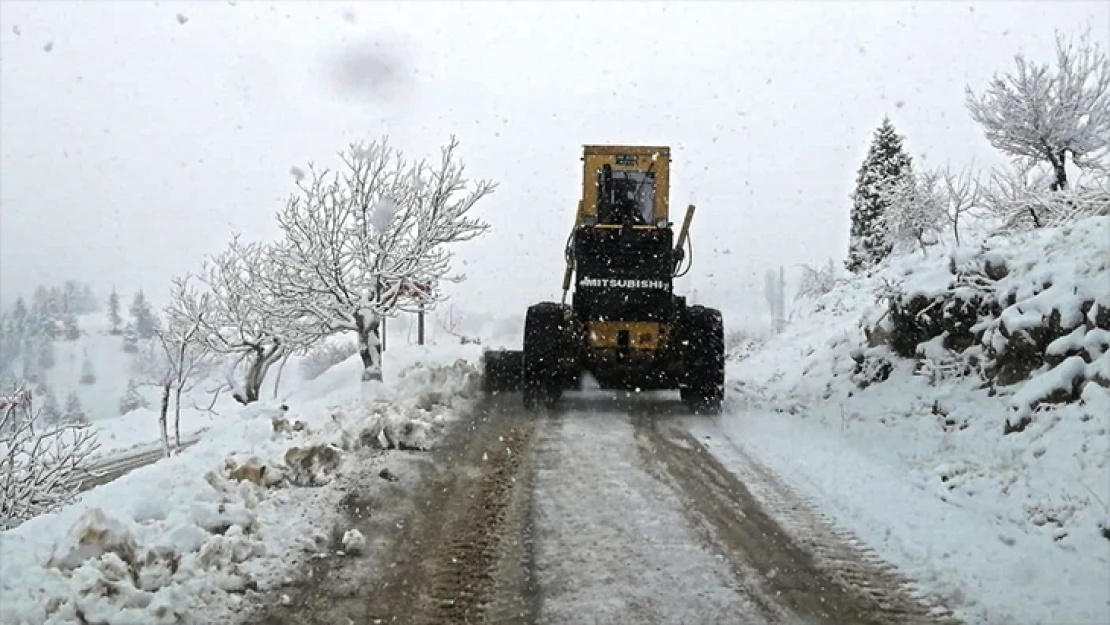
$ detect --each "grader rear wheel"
[522,302,572,410]
[682,305,725,415]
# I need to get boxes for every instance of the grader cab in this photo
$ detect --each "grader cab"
[482,145,725,413]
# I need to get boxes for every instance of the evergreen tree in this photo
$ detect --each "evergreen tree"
[122,322,139,353]
[0,312,17,375]
[63,391,88,425]
[61,280,80,314]
[9,297,29,339]
[847,116,915,273]
[119,379,147,414]
[29,289,60,340]
[40,389,61,426]
[107,288,123,335]
[63,313,81,341]
[130,290,156,339]
[2,300,29,377]
[79,356,96,385]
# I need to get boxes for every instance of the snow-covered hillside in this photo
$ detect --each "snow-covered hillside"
[716,215,1110,624]
[0,343,483,625]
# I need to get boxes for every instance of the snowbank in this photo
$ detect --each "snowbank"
[721,216,1110,624]
[0,344,482,625]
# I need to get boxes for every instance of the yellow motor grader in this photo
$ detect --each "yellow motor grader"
[482,145,724,413]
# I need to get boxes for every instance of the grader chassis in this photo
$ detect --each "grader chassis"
[483,145,724,414]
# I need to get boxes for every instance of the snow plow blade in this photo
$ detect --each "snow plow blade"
[481,349,524,393]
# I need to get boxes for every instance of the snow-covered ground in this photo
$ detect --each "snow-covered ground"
[702,216,1110,625]
[0,342,483,625]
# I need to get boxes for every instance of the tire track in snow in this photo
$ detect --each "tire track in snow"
[532,395,769,624]
[247,398,541,625]
[630,397,962,625]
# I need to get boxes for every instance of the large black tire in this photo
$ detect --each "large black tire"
[682,305,725,414]
[522,302,572,410]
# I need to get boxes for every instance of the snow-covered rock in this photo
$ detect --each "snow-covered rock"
[341,528,365,555]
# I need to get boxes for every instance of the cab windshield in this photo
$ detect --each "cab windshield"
[599,170,656,225]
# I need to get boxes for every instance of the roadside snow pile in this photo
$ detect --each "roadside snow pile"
[0,353,481,625]
[725,215,1110,624]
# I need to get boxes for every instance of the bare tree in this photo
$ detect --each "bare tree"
[795,260,842,302]
[436,304,481,346]
[170,242,320,405]
[1,384,99,530]
[268,136,495,382]
[966,28,1110,192]
[939,165,981,245]
[136,296,211,455]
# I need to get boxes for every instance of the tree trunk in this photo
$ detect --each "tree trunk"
[173,386,182,449]
[1050,151,1068,192]
[273,351,292,399]
[159,381,171,458]
[234,343,284,405]
[358,316,383,382]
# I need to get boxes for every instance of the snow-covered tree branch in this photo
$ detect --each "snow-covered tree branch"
[966,28,1110,191]
[169,240,322,405]
[134,298,210,456]
[1,384,99,530]
[268,135,495,382]
[938,165,981,245]
[979,159,1109,231]
[795,260,843,303]
[879,169,947,254]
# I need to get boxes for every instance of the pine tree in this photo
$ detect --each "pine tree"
[30,289,60,341]
[119,379,147,414]
[122,322,139,353]
[847,116,915,273]
[63,391,88,425]
[40,389,61,426]
[79,356,96,385]
[9,297,29,339]
[63,313,81,341]
[130,290,156,339]
[107,288,123,335]
[61,280,80,314]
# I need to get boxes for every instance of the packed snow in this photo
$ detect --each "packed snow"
[704,215,1110,625]
[0,343,482,625]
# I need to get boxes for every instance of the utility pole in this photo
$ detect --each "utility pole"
[418,303,425,346]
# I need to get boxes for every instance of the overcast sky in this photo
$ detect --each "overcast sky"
[1,1,1107,329]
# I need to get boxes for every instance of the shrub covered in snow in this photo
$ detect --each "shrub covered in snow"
[865,215,1110,430]
[1,394,99,531]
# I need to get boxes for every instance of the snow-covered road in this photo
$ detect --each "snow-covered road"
[532,395,768,624]
[245,391,960,625]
